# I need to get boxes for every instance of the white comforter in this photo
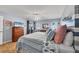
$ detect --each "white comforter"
[17,32,47,53]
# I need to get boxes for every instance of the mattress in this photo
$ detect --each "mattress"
[17,32,47,53]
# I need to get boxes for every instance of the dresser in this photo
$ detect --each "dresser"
[12,27,24,42]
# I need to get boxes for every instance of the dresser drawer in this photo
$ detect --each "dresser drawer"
[12,27,24,42]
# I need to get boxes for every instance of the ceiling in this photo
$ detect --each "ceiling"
[0,5,74,21]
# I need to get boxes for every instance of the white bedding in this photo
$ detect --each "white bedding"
[17,32,47,53]
[18,32,47,44]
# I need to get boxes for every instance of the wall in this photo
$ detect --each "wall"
[0,15,27,44]
[0,16,12,44]
[36,19,60,30]
[3,16,14,44]
[3,20,12,43]
[0,16,3,44]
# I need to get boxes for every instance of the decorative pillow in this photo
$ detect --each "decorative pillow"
[54,25,67,44]
[46,28,52,34]
[47,30,55,41]
[63,32,73,46]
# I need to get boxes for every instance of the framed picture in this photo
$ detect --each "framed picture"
[42,23,48,29]
[4,20,12,26]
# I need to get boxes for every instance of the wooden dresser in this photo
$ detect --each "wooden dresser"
[12,27,24,42]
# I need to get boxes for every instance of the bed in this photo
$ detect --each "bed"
[16,31,75,53]
[16,32,47,53]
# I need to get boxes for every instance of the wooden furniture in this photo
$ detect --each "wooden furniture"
[12,27,24,42]
[37,29,47,32]
[39,29,47,32]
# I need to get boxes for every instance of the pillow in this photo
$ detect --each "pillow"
[46,28,52,34]
[54,25,67,44]
[47,30,55,41]
[63,32,73,46]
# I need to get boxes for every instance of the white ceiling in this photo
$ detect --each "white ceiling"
[0,5,74,20]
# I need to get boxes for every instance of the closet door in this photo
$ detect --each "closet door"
[27,20,29,34]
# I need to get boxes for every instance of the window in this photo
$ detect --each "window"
[61,16,74,27]
[75,5,79,14]
[14,22,24,27]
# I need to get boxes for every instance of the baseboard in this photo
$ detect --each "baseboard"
[3,40,12,44]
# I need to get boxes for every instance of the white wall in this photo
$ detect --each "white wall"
[0,32,3,44]
[0,16,12,44]
[3,16,13,43]
[36,19,60,30]
[0,15,27,44]
[0,16,3,44]
[3,20,12,43]
[0,16,3,31]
